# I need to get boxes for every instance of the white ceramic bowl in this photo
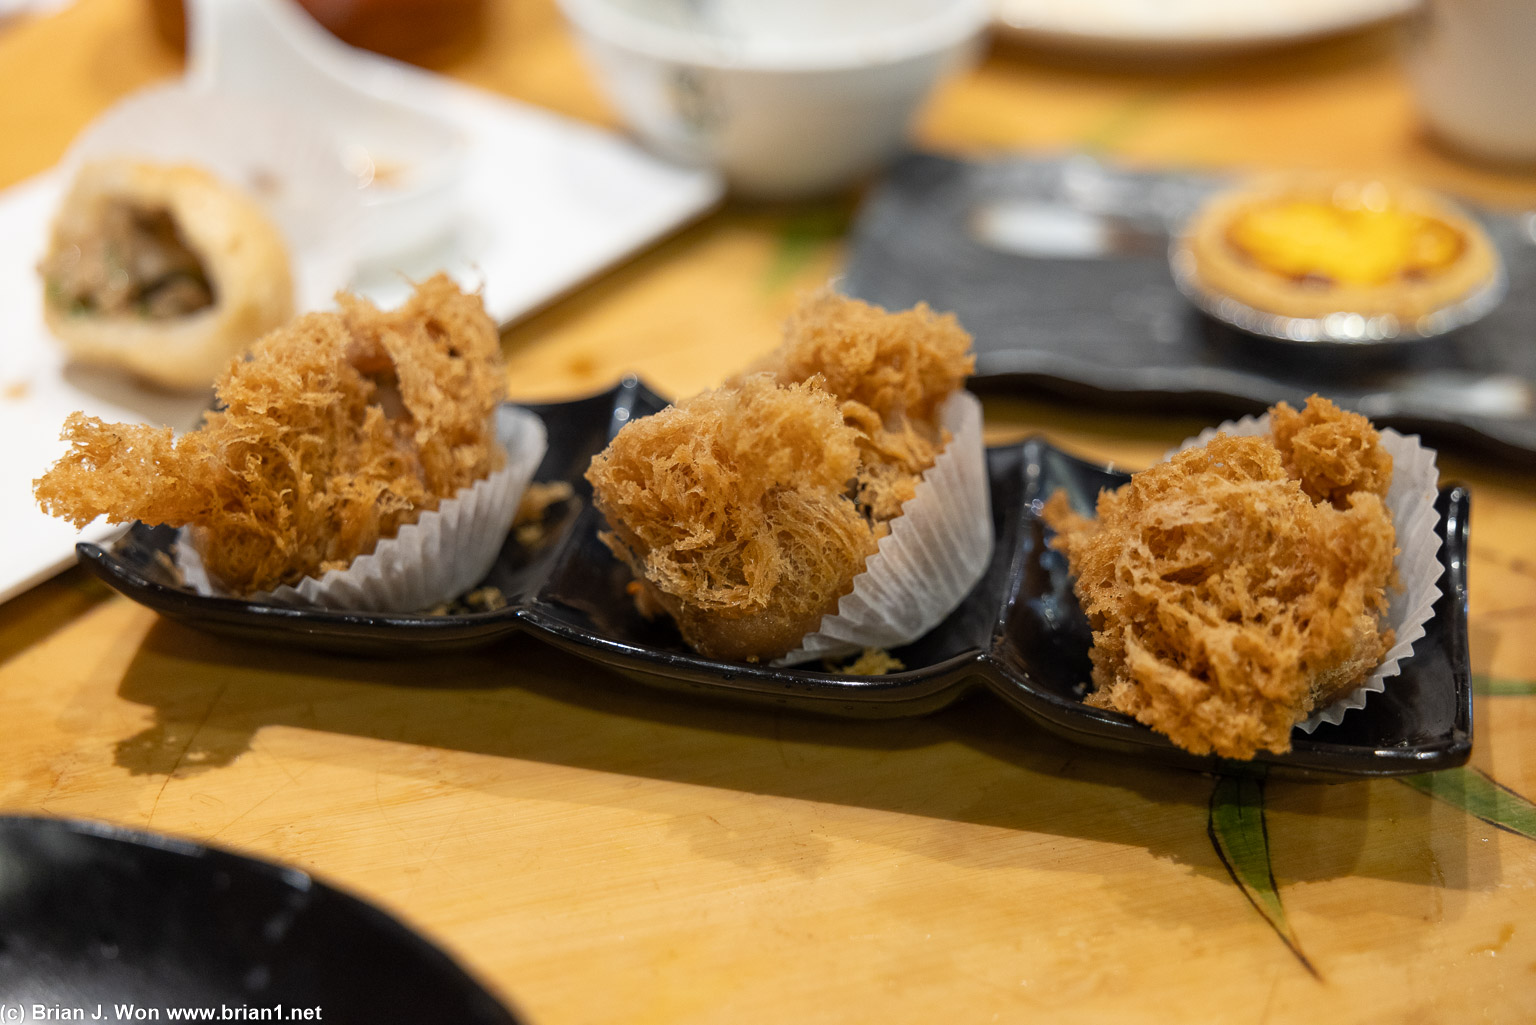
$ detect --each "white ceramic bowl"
[557,0,989,199]
[1402,0,1536,165]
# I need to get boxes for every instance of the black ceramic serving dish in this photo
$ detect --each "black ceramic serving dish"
[0,815,522,1024]
[77,379,1473,782]
[844,153,1536,466]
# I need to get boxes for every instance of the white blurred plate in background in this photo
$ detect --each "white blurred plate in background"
[994,0,1416,55]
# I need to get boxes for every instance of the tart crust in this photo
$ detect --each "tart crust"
[1184,177,1498,322]
[40,160,293,391]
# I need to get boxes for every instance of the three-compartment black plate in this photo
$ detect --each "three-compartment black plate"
[76,379,1472,782]
[0,815,523,1023]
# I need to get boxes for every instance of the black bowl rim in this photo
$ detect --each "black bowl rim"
[0,813,524,1023]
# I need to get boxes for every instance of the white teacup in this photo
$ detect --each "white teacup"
[557,0,989,199]
[1403,0,1536,165]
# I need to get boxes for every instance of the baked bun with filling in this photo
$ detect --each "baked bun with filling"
[38,159,293,391]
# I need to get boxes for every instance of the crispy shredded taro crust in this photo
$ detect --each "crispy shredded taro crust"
[1269,395,1393,508]
[1043,396,1398,760]
[587,291,975,662]
[34,275,506,595]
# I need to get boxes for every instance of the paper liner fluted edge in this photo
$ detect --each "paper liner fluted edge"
[774,390,994,667]
[1168,412,1442,732]
[177,405,546,613]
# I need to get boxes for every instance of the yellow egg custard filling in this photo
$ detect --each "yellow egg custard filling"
[1186,178,1498,321]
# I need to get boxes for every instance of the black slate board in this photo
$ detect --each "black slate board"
[844,153,1536,465]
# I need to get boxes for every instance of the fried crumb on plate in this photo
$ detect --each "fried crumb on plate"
[515,480,574,525]
[512,480,575,546]
[426,585,509,616]
[1043,396,1397,760]
[829,648,906,676]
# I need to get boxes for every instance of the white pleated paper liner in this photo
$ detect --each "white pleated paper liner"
[177,404,546,613]
[1169,412,1442,732]
[775,390,994,667]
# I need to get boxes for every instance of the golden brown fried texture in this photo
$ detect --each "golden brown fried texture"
[1043,396,1396,759]
[745,291,975,520]
[1270,395,1393,507]
[749,291,972,425]
[587,291,974,661]
[589,376,879,661]
[34,274,505,595]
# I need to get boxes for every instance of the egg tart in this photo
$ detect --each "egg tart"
[1177,177,1502,341]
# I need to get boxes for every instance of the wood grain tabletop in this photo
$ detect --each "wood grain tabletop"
[2,2,1535,1022]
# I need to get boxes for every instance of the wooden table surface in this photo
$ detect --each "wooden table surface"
[3,2,1536,1022]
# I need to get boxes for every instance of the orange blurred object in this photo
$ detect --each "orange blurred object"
[149,0,485,65]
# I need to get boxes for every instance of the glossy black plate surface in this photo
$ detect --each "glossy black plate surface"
[844,153,1536,465]
[77,379,1473,782]
[0,815,522,1024]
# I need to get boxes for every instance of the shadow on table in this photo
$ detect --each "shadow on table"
[110,617,1482,917]
[0,567,115,670]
